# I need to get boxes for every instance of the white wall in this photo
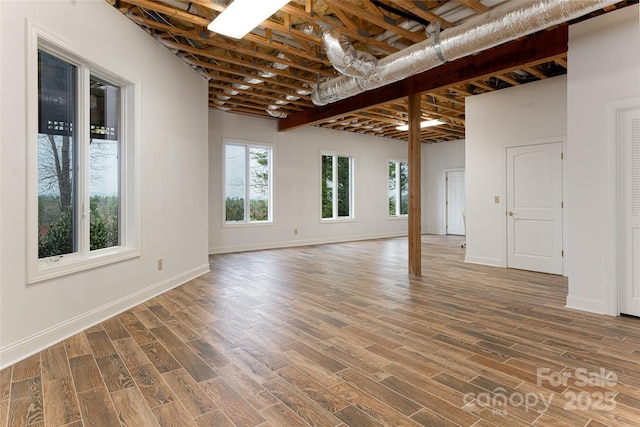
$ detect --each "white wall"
[423,139,465,235]
[209,110,411,253]
[465,76,567,267]
[0,0,209,367]
[566,5,640,314]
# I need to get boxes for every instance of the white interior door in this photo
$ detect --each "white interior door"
[506,142,563,274]
[620,107,640,317]
[446,170,465,235]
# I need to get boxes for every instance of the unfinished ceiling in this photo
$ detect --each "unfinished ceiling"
[109,0,634,142]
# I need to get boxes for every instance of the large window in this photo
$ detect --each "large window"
[224,143,272,223]
[28,29,138,283]
[389,160,408,216]
[322,154,353,220]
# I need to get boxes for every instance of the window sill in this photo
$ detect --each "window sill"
[28,247,140,284]
[320,218,356,224]
[222,221,274,229]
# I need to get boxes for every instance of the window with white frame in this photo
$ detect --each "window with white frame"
[224,142,272,223]
[389,160,408,216]
[321,154,353,220]
[28,28,139,283]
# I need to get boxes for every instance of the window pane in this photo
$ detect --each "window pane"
[337,156,350,217]
[225,145,246,221]
[400,162,409,215]
[249,147,269,221]
[37,51,77,259]
[321,155,333,219]
[89,77,120,250]
[388,161,396,215]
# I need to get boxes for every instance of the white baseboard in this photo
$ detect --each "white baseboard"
[0,263,210,369]
[565,296,607,315]
[209,232,407,255]
[464,254,502,267]
[425,228,446,235]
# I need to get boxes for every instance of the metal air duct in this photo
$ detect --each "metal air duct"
[312,0,619,106]
[321,27,377,78]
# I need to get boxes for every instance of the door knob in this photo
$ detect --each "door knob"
[508,211,515,216]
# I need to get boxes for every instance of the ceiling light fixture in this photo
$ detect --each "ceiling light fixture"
[395,119,445,131]
[207,0,291,39]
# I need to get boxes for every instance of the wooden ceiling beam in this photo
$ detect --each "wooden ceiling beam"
[181,56,314,93]
[208,83,308,108]
[279,25,568,131]
[523,66,548,79]
[495,73,521,86]
[458,0,491,14]
[127,14,332,74]
[158,38,327,82]
[207,75,312,105]
[281,3,401,54]
[330,6,359,31]
[124,0,210,26]
[394,2,453,28]
[468,80,496,92]
[325,0,426,43]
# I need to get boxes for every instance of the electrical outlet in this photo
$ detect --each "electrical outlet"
[494,196,500,204]
[157,259,163,271]
[294,228,298,235]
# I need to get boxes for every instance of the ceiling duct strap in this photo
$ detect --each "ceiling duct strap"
[433,22,446,63]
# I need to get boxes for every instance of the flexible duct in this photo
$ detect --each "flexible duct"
[321,28,377,79]
[312,0,619,105]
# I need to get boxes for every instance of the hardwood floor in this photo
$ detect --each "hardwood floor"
[1,235,639,426]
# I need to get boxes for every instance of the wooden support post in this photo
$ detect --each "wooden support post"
[408,93,422,276]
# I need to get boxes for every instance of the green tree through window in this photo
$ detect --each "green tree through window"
[37,51,121,258]
[322,154,353,219]
[224,143,272,223]
[389,160,408,217]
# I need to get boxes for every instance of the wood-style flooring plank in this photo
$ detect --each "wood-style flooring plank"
[151,401,197,427]
[334,405,387,427]
[111,386,160,427]
[259,403,311,427]
[262,376,342,427]
[76,386,120,426]
[0,399,9,427]
[193,410,236,427]
[63,334,93,359]
[11,353,40,382]
[215,363,279,411]
[170,347,217,383]
[7,377,43,427]
[130,363,175,409]
[112,336,151,369]
[161,369,216,418]
[0,367,11,400]
[95,354,135,392]
[68,355,103,394]
[40,346,81,426]
[200,377,266,427]
[84,331,117,358]
[140,341,181,374]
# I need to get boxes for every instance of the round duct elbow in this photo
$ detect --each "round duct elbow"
[322,28,377,79]
[267,109,288,118]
